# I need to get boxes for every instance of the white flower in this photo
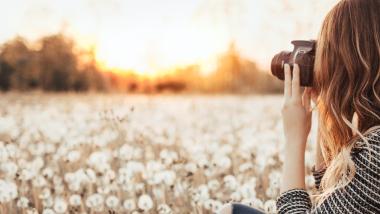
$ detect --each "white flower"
[53,198,67,214]
[203,199,223,212]
[264,199,277,213]
[191,185,210,204]
[134,183,145,193]
[106,195,119,208]
[0,144,9,162]
[212,200,223,213]
[42,209,56,214]
[0,161,18,177]
[159,149,178,165]
[204,199,214,210]
[0,180,18,203]
[87,151,111,168]
[86,193,104,208]
[39,188,51,200]
[69,194,82,206]
[239,183,256,199]
[42,168,54,179]
[52,175,63,186]
[213,155,231,169]
[207,179,220,191]
[239,162,253,172]
[230,191,241,201]
[66,150,81,162]
[224,175,238,190]
[17,196,29,208]
[157,203,172,214]
[42,197,54,208]
[26,208,38,214]
[152,188,164,199]
[54,185,64,195]
[265,186,278,198]
[138,194,153,211]
[252,198,264,210]
[158,170,176,186]
[123,199,136,211]
[185,163,197,173]
[118,144,135,160]
[19,168,34,181]
[32,175,47,187]
[85,168,97,183]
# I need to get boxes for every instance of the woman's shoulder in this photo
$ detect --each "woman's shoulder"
[352,126,380,148]
[350,126,380,160]
[363,126,380,145]
[350,126,380,167]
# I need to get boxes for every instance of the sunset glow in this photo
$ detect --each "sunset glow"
[1,0,340,74]
[94,23,228,75]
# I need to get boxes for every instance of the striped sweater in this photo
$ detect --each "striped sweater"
[275,127,380,213]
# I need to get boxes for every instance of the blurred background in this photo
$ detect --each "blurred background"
[0,0,339,94]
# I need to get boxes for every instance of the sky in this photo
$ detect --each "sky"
[0,0,339,74]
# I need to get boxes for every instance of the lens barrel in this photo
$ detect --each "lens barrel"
[271,51,291,82]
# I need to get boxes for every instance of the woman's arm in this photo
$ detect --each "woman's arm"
[279,64,312,194]
[277,64,314,212]
[280,143,306,193]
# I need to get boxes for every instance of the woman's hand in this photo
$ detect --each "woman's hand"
[282,64,313,149]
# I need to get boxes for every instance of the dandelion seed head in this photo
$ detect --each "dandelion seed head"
[123,199,136,211]
[16,196,29,208]
[138,194,153,211]
[157,203,172,214]
[106,195,119,208]
[86,193,104,209]
[69,194,82,207]
[42,208,55,214]
[264,199,277,213]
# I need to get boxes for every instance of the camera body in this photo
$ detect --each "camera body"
[271,40,316,87]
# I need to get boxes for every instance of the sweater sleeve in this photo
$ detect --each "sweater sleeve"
[276,188,312,213]
[276,129,380,214]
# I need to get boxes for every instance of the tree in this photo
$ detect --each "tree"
[38,34,77,91]
[0,37,39,90]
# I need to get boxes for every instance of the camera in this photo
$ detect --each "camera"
[271,40,316,87]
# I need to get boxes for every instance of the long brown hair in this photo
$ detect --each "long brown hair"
[312,0,380,205]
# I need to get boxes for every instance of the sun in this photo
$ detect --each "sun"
[93,23,229,76]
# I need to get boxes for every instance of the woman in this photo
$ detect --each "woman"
[219,0,380,213]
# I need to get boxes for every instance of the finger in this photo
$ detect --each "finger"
[292,64,301,100]
[303,88,311,111]
[284,64,292,99]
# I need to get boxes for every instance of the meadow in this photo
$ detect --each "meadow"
[0,94,319,214]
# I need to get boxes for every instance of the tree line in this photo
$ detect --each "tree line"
[0,33,282,93]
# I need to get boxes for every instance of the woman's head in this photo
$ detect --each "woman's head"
[312,0,380,204]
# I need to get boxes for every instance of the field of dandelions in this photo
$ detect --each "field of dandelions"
[0,93,319,214]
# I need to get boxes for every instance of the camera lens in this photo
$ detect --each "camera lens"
[271,51,291,81]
